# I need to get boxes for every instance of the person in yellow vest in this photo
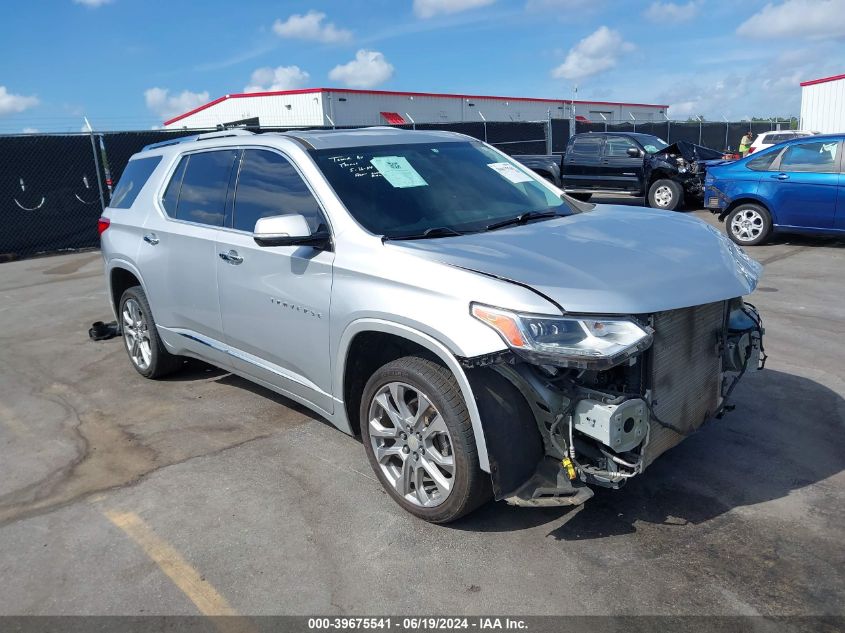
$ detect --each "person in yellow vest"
[739,132,754,156]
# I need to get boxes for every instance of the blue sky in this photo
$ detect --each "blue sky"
[1,0,843,132]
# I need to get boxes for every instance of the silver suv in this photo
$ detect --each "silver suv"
[100,127,765,523]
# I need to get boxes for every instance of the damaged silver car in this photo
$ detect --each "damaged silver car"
[100,127,765,523]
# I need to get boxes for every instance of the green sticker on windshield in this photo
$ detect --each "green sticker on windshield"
[370,156,428,188]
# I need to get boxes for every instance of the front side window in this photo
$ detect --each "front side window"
[311,141,573,238]
[604,136,640,158]
[778,141,839,173]
[110,156,162,209]
[162,150,239,226]
[233,150,325,233]
[638,135,669,154]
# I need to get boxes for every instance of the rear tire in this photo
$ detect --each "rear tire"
[648,179,683,210]
[360,356,491,523]
[119,286,182,379]
[726,203,772,246]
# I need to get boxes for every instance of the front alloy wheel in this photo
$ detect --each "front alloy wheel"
[360,356,491,523]
[368,381,455,508]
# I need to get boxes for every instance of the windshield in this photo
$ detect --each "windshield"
[639,135,669,154]
[310,141,574,238]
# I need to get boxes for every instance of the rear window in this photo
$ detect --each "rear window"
[161,150,239,227]
[569,136,602,158]
[110,156,161,209]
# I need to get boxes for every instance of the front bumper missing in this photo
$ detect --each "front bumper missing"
[504,457,594,507]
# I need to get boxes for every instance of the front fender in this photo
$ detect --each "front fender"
[334,318,494,472]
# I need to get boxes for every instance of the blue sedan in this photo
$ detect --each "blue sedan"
[705,134,843,245]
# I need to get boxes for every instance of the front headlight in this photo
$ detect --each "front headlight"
[471,303,653,369]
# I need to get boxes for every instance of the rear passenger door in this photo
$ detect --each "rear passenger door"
[759,139,840,229]
[601,136,644,192]
[562,135,603,190]
[139,148,239,366]
[216,148,335,415]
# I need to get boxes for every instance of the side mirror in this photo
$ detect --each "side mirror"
[253,214,331,249]
[627,147,642,158]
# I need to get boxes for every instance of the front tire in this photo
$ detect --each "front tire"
[726,203,772,246]
[119,286,182,379]
[360,356,491,523]
[648,179,683,210]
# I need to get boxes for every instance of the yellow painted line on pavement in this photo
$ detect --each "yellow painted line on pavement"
[104,510,237,616]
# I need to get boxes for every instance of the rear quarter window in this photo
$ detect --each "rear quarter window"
[110,156,162,209]
[746,150,779,171]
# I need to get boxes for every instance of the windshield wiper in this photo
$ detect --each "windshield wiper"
[485,210,565,232]
[383,226,465,241]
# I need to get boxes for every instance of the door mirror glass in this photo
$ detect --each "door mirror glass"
[626,147,642,158]
[253,214,330,249]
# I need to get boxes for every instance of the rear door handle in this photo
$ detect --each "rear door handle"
[143,233,159,245]
[771,173,789,180]
[219,249,244,265]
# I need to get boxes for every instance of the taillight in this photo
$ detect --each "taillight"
[747,147,756,154]
[97,217,111,235]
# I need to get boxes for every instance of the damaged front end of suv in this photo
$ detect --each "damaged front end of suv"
[462,291,765,508]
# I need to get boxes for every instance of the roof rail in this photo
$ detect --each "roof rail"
[195,129,255,141]
[142,128,254,152]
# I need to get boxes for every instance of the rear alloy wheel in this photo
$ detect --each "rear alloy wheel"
[119,286,182,379]
[648,179,684,210]
[360,357,490,523]
[726,203,772,246]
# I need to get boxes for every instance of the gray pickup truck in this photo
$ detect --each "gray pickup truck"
[516,132,725,211]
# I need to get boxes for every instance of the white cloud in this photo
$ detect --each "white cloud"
[645,1,699,22]
[144,87,209,121]
[551,26,635,81]
[22,127,39,134]
[244,65,310,93]
[273,11,352,43]
[413,0,495,18]
[737,0,845,39]
[329,50,394,88]
[0,86,39,116]
[72,0,112,6]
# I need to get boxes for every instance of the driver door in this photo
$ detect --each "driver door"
[216,148,335,414]
[601,136,643,192]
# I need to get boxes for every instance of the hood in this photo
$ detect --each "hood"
[389,206,761,315]
[655,140,725,163]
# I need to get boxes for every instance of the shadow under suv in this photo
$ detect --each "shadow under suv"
[100,127,765,523]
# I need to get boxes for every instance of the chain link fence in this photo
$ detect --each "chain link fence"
[0,118,786,261]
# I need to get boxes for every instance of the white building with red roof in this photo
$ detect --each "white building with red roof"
[162,87,668,129]
[800,73,845,134]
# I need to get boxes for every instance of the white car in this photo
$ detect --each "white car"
[747,130,815,154]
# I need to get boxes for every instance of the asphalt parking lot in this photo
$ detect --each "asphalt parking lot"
[0,202,843,618]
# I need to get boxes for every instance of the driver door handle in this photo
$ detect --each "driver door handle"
[219,249,244,265]
[771,173,789,180]
[143,233,159,245]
